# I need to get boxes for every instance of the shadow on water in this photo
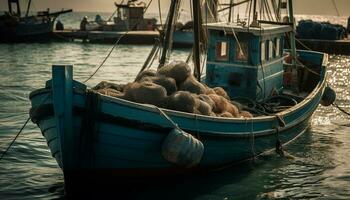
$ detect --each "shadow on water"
[60,165,259,200]
[49,150,299,200]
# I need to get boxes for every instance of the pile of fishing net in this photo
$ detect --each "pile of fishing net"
[93,60,253,118]
[297,20,347,40]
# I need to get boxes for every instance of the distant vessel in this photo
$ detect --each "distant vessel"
[296,19,350,55]
[173,21,194,48]
[53,0,159,44]
[0,0,72,42]
[83,0,157,32]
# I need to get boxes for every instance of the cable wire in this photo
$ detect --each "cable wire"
[333,103,350,116]
[83,0,154,84]
[0,117,31,161]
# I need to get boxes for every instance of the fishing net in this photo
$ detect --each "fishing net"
[124,81,167,107]
[96,88,124,98]
[179,75,207,94]
[213,87,230,100]
[135,69,157,82]
[92,60,254,118]
[93,81,125,92]
[197,94,215,110]
[158,60,191,85]
[219,112,233,118]
[166,91,197,113]
[208,94,229,114]
[195,99,213,116]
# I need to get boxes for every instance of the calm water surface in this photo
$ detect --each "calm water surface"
[0,15,349,200]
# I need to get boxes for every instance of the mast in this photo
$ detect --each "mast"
[287,0,296,67]
[25,0,32,17]
[159,0,181,68]
[250,0,259,27]
[228,0,233,22]
[8,0,21,16]
[192,0,201,81]
[202,0,218,23]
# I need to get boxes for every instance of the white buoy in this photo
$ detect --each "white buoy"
[161,128,204,168]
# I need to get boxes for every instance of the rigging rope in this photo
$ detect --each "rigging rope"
[295,38,313,51]
[331,0,340,16]
[158,0,163,27]
[333,103,350,116]
[250,118,256,158]
[0,117,31,161]
[83,0,154,84]
[0,94,50,161]
[155,107,180,129]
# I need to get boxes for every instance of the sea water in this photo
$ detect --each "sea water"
[0,13,349,199]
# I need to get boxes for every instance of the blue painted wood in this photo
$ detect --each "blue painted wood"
[52,65,77,171]
[173,30,194,47]
[29,45,327,177]
[205,26,287,101]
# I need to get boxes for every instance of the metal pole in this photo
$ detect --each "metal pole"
[159,0,180,68]
[287,0,296,66]
[228,0,233,22]
[250,0,259,27]
[8,0,12,14]
[192,0,201,81]
[25,0,32,17]
[253,0,257,14]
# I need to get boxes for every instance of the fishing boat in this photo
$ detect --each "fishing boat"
[0,0,72,42]
[29,0,334,193]
[53,0,158,44]
[84,0,157,32]
[173,21,194,48]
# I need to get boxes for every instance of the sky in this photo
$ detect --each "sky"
[1,0,349,16]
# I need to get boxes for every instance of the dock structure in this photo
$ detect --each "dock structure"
[297,37,350,55]
[53,29,160,44]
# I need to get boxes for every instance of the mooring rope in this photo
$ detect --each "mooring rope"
[295,38,313,51]
[333,102,350,116]
[155,107,180,130]
[0,117,31,161]
[0,94,50,161]
[250,118,256,158]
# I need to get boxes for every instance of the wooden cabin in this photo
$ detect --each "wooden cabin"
[105,0,157,31]
[205,22,292,101]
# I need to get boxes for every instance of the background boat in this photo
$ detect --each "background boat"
[0,0,71,42]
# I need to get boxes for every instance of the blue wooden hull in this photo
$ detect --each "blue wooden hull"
[173,30,194,48]
[29,50,327,179]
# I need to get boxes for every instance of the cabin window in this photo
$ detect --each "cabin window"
[269,40,274,59]
[216,41,229,61]
[275,38,281,57]
[236,41,248,62]
[260,41,266,62]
